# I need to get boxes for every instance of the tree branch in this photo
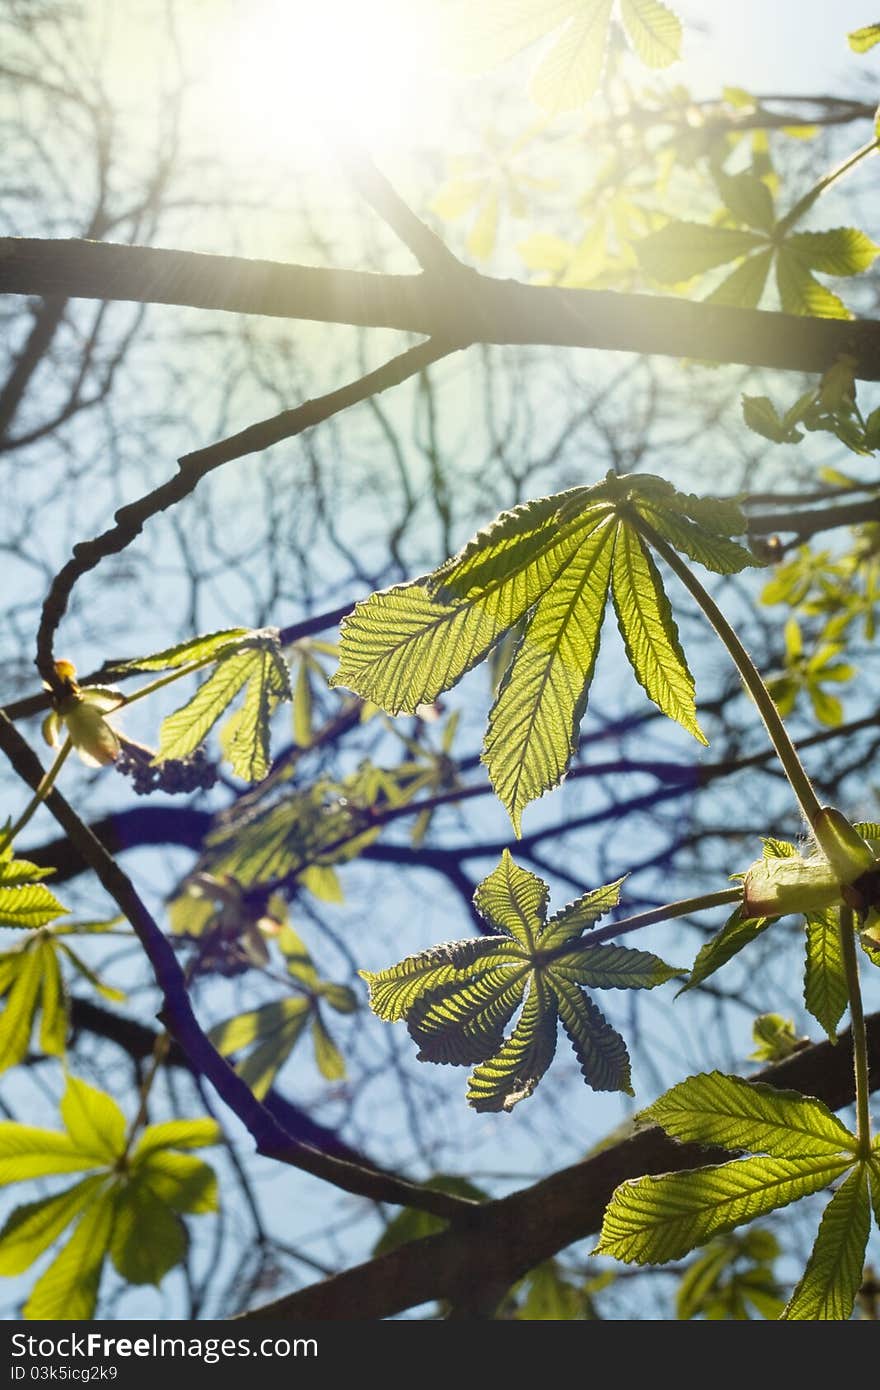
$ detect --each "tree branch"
[4,238,880,380]
[240,1010,880,1320]
[0,710,476,1223]
[35,336,457,689]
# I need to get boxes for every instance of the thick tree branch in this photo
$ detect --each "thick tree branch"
[4,239,880,380]
[241,1011,880,1320]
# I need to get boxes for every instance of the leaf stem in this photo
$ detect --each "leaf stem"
[775,135,879,237]
[838,904,871,1158]
[633,515,824,833]
[546,887,743,962]
[116,655,223,710]
[0,736,73,852]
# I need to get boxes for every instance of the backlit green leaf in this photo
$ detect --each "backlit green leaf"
[109,1178,186,1286]
[0,880,67,930]
[554,942,680,989]
[114,628,251,672]
[0,943,43,1071]
[552,977,632,1092]
[208,997,311,1100]
[596,1154,851,1264]
[680,907,772,993]
[804,911,848,1042]
[60,1074,125,1163]
[132,1119,221,1159]
[408,967,529,1066]
[0,1175,105,1275]
[742,394,802,444]
[157,634,290,781]
[848,23,880,52]
[23,1189,115,1320]
[780,1165,870,1319]
[705,247,773,308]
[714,172,775,233]
[644,1072,856,1158]
[361,937,515,1021]
[539,878,625,950]
[311,1012,346,1082]
[619,0,682,67]
[466,976,558,1112]
[636,222,765,283]
[530,2,615,113]
[0,1125,100,1185]
[335,476,751,829]
[481,515,615,827]
[611,524,705,743]
[473,848,548,949]
[135,1149,218,1215]
[776,247,851,319]
[785,228,878,276]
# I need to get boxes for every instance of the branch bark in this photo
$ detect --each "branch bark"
[4,238,880,379]
[241,1010,880,1320]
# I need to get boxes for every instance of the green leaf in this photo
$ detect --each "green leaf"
[619,0,682,67]
[135,1149,218,1215]
[0,849,54,886]
[113,628,251,672]
[635,504,756,574]
[742,395,802,444]
[299,862,344,904]
[335,476,750,829]
[466,976,558,1112]
[705,248,773,309]
[36,939,67,1056]
[780,1165,870,1319]
[0,942,44,1071]
[552,977,632,1093]
[208,997,311,1099]
[157,634,291,781]
[0,1124,101,1185]
[23,1189,115,1320]
[311,1012,346,1081]
[636,222,765,283]
[60,1074,126,1162]
[776,247,852,319]
[109,1178,187,1286]
[0,880,67,930]
[596,1154,851,1264]
[644,1072,856,1158]
[611,524,705,744]
[408,966,529,1066]
[222,644,291,781]
[530,1,615,114]
[482,514,616,829]
[804,911,848,1042]
[331,581,516,716]
[361,937,512,1021]
[474,847,548,948]
[681,907,773,993]
[555,942,680,989]
[0,1175,106,1275]
[785,229,878,276]
[539,878,625,950]
[714,173,775,233]
[132,1118,221,1159]
[55,940,125,1003]
[373,1175,485,1257]
[849,23,880,51]
[364,854,641,1106]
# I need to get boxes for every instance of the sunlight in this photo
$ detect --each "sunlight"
[198,0,442,166]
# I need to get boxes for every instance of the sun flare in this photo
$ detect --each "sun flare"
[198,0,442,166]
